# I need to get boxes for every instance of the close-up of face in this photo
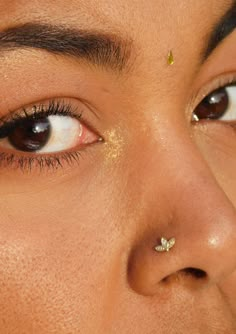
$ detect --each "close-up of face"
[0,0,235,333]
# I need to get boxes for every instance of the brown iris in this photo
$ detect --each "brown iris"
[193,87,229,120]
[8,118,51,152]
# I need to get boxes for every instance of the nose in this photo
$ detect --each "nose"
[128,129,236,296]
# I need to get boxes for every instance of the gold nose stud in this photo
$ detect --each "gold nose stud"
[155,237,176,252]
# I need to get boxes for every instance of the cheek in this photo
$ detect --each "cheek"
[193,122,236,204]
[0,165,128,332]
[221,271,236,315]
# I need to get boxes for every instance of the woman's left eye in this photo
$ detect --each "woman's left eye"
[0,115,98,153]
[192,84,236,122]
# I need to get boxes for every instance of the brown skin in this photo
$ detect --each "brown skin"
[0,0,235,333]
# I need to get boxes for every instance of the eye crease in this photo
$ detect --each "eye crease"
[0,100,101,171]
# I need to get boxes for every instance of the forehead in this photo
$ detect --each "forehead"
[0,0,232,89]
[1,0,229,33]
[1,1,229,62]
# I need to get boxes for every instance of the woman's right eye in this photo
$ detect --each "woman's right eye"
[0,107,99,154]
[192,84,236,122]
[1,115,96,153]
[0,100,102,171]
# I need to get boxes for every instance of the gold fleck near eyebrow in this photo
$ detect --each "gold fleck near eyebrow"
[0,23,133,72]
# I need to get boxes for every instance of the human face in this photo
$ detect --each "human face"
[0,0,235,333]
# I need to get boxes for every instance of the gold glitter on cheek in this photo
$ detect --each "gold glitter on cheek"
[103,128,124,163]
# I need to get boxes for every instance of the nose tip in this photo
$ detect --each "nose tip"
[126,126,236,296]
[128,212,236,296]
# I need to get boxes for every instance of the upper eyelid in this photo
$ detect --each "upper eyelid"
[0,99,83,123]
[0,100,83,137]
[3,96,101,122]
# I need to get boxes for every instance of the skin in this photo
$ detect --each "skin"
[0,0,235,333]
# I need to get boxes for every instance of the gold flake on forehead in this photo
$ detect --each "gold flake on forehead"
[167,50,174,66]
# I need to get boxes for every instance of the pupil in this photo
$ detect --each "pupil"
[193,87,229,120]
[8,118,51,152]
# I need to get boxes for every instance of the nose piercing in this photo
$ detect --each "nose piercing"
[155,237,176,252]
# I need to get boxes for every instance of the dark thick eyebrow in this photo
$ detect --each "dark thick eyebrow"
[203,1,236,60]
[0,23,132,72]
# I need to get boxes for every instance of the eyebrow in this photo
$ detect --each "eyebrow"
[203,1,236,60]
[0,5,234,72]
[0,23,132,72]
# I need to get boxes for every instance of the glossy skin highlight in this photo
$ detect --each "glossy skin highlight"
[0,1,235,333]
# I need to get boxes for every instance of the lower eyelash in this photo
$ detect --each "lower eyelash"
[0,151,82,172]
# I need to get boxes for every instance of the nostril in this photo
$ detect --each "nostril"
[162,268,207,284]
[182,267,207,279]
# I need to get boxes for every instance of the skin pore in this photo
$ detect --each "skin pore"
[0,0,235,333]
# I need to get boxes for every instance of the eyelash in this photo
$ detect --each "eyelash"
[0,100,82,132]
[0,100,92,172]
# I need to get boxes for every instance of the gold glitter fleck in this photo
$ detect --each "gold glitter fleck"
[167,50,174,66]
[104,128,124,163]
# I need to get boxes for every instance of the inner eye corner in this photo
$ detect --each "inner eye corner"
[97,136,105,143]
[191,113,200,123]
